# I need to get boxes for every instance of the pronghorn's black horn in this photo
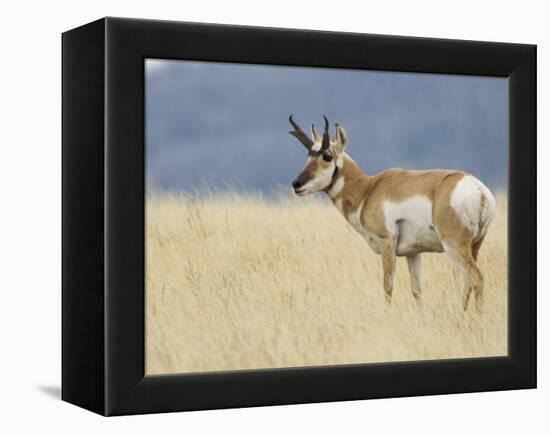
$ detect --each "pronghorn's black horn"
[321,114,330,151]
[289,115,314,150]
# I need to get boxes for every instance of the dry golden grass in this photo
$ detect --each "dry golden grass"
[145,190,507,375]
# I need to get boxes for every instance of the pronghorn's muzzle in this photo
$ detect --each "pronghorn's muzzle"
[292,172,310,194]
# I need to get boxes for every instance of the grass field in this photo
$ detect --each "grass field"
[145,190,507,375]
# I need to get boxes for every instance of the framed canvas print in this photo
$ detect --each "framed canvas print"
[62,17,536,416]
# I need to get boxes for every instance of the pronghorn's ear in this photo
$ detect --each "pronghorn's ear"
[311,124,321,142]
[335,123,348,152]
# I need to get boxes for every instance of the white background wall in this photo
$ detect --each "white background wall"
[0,0,546,431]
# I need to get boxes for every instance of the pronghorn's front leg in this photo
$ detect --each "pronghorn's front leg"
[406,254,422,305]
[379,238,397,304]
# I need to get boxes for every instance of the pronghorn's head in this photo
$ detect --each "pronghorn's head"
[289,115,348,196]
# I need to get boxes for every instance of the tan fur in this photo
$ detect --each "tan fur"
[290,122,492,312]
[323,158,472,307]
[327,157,465,238]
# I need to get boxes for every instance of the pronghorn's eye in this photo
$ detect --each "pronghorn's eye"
[322,154,333,162]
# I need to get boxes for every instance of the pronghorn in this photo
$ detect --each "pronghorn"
[288,115,496,312]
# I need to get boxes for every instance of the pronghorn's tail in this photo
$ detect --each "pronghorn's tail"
[477,186,496,240]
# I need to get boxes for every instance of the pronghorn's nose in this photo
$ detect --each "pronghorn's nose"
[292,178,304,190]
[293,172,310,191]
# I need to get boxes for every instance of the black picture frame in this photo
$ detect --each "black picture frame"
[62,17,536,416]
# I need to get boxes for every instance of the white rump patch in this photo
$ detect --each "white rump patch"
[450,175,496,238]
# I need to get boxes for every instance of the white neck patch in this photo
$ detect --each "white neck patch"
[327,175,345,198]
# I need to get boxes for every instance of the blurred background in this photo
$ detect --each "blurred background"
[146,59,508,193]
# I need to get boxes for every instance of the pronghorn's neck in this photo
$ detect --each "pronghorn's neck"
[324,154,371,215]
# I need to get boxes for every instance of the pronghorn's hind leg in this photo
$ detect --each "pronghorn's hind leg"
[432,172,487,312]
[465,234,486,310]
[442,239,484,312]
[406,254,422,306]
[471,233,486,262]
[379,237,397,305]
